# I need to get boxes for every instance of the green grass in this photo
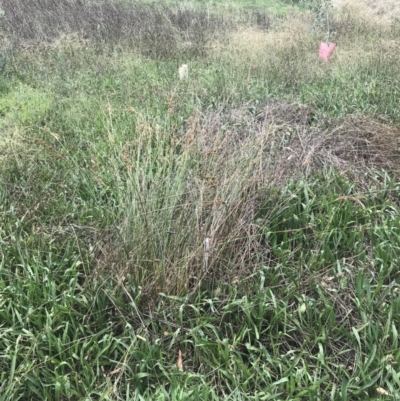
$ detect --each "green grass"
[2,172,400,399]
[1,0,400,399]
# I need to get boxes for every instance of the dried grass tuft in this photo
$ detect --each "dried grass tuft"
[332,0,400,22]
[191,100,400,185]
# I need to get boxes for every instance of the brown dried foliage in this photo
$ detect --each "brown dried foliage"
[170,100,400,287]
[0,0,230,59]
[193,99,400,183]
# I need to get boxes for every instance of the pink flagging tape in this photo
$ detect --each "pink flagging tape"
[319,42,336,62]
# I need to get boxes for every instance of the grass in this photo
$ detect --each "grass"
[1,0,400,399]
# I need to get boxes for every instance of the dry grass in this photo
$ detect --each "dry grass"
[213,12,316,61]
[332,0,400,21]
[204,5,400,118]
[192,100,400,185]
[0,0,228,59]
[214,7,400,70]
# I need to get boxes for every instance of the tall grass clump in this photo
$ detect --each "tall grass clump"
[1,0,400,399]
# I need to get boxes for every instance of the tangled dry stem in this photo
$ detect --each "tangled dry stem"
[173,100,400,286]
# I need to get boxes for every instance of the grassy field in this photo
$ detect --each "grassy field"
[1,0,400,399]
